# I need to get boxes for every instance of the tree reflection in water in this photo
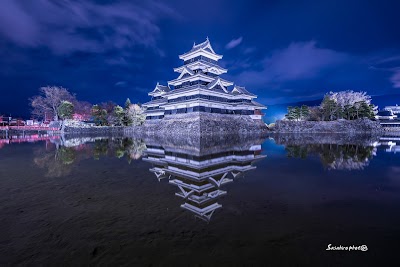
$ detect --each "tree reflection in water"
[34,145,77,177]
[33,137,147,177]
[285,144,376,170]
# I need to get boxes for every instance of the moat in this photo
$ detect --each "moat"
[0,133,400,266]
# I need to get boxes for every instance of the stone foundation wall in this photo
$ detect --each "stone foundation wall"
[61,120,124,134]
[273,119,383,134]
[124,113,268,137]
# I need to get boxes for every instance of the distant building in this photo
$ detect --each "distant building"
[384,104,400,115]
[143,38,266,121]
[375,110,396,120]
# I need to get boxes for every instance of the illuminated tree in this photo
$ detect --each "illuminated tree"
[30,86,76,121]
[57,101,74,120]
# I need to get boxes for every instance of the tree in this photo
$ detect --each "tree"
[285,106,296,121]
[300,105,310,120]
[321,96,340,121]
[308,106,323,121]
[100,101,116,114]
[343,104,352,120]
[91,105,108,126]
[58,101,74,120]
[324,90,377,120]
[285,105,309,121]
[73,101,92,121]
[359,101,375,119]
[113,105,125,126]
[30,86,75,121]
[293,106,301,121]
[126,104,146,126]
[327,90,372,108]
[99,101,117,123]
[125,98,131,109]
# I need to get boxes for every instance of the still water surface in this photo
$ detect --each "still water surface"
[0,134,400,266]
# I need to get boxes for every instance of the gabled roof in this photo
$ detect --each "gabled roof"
[207,77,228,93]
[179,38,222,60]
[231,85,256,97]
[251,100,267,109]
[190,37,216,54]
[173,60,228,74]
[177,66,195,79]
[142,98,167,106]
[151,82,170,93]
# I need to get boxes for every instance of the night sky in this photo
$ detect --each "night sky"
[1,0,400,118]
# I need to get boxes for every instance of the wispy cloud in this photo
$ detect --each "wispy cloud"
[243,47,256,54]
[391,69,400,88]
[367,54,400,88]
[235,41,350,86]
[0,0,177,55]
[115,81,127,87]
[225,37,243,50]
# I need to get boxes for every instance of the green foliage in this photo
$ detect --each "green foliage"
[321,96,339,121]
[57,147,76,165]
[285,106,295,120]
[293,106,301,120]
[283,91,377,122]
[300,105,310,119]
[123,107,133,126]
[57,101,74,120]
[358,101,375,119]
[91,105,108,126]
[112,105,125,126]
[30,86,76,121]
[285,105,310,121]
[320,91,377,121]
[125,98,132,109]
[93,139,109,160]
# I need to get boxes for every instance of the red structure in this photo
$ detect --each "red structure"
[0,135,60,149]
[0,126,60,131]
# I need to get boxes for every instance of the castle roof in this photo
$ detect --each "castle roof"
[179,38,222,60]
[231,85,256,97]
[149,82,170,96]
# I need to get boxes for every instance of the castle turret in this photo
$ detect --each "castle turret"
[142,38,266,121]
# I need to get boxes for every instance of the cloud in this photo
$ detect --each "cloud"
[115,81,127,87]
[225,37,243,49]
[391,69,400,88]
[367,54,400,88]
[235,41,351,86]
[0,0,177,55]
[243,47,256,54]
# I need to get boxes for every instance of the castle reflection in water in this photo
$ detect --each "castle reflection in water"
[142,137,266,222]
[375,135,400,153]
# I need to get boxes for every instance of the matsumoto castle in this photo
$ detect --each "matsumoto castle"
[143,38,266,120]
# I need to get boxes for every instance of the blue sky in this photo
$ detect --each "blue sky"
[1,0,400,117]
